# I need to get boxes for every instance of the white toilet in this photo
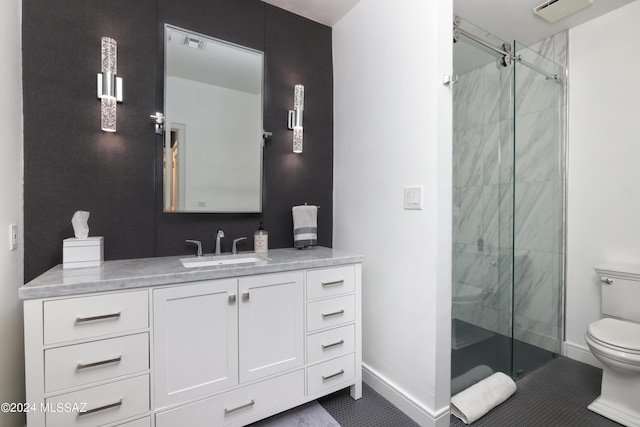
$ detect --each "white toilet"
[585,263,640,427]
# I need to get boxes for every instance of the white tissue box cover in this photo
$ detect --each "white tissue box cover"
[63,236,104,269]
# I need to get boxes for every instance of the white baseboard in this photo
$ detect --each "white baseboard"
[563,340,602,369]
[362,363,450,427]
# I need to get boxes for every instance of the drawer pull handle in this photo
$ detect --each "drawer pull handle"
[78,398,123,417]
[224,399,255,416]
[77,355,122,370]
[75,312,121,323]
[322,280,344,288]
[322,339,345,350]
[322,309,345,319]
[322,369,345,382]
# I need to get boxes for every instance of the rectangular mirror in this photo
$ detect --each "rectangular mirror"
[163,25,264,213]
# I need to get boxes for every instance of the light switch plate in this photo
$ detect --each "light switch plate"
[9,224,17,251]
[404,187,423,210]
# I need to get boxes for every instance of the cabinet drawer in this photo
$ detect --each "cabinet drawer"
[307,295,355,332]
[116,416,151,426]
[307,353,355,396]
[45,333,149,393]
[306,266,355,300]
[307,324,355,364]
[44,291,148,345]
[155,370,304,427]
[45,374,149,427]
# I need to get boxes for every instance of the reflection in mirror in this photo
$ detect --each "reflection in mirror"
[164,25,263,213]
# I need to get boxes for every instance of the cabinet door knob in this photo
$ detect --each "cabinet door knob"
[228,294,237,304]
[242,292,250,301]
[601,277,613,285]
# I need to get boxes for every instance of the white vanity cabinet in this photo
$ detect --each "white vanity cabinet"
[238,271,304,383]
[23,290,151,427]
[153,278,239,409]
[22,249,362,427]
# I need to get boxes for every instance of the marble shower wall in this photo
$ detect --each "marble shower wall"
[453,32,567,352]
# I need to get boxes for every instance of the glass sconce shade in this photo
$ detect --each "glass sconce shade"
[294,84,304,111]
[288,84,304,153]
[98,37,122,132]
[101,96,117,132]
[293,127,303,153]
[101,37,117,74]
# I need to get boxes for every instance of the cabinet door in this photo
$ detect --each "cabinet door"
[239,272,304,383]
[153,279,238,409]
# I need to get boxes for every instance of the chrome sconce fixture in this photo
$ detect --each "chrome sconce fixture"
[97,37,123,132]
[287,84,304,153]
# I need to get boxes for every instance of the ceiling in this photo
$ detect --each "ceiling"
[261,0,635,46]
[260,0,360,27]
[454,0,635,46]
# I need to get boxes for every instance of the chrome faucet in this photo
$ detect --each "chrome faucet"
[215,229,225,255]
[185,239,203,257]
[232,237,247,254]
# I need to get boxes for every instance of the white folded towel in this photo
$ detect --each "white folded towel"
[292,205,318,248]
[451,372,517,424]
[451,365,494,396]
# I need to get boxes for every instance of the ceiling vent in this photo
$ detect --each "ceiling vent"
[533,0,593,23]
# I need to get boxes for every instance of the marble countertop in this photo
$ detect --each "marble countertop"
[19,247,363,300]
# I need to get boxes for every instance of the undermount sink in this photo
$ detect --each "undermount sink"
[180,254,269,268]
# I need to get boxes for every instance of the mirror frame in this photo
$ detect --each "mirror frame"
[162,24,265,214]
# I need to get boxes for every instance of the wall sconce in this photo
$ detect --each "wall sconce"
[97,37,123,132]
[287,84,304,153]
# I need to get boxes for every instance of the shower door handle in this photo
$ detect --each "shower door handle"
[600,277,613,285]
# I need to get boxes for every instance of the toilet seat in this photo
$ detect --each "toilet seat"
[452,284,484,303]
[587,318,640,352]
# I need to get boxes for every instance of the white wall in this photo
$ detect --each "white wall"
[333,0,452,425]
[565,0,640,365]
[0,1,25,426]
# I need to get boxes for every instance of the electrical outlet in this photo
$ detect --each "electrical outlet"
[9,224,17,251]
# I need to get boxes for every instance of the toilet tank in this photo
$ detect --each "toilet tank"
[595,263,640,322]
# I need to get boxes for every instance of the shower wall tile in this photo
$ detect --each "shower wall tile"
[552,32,568,78]
[453,67,484,132]
[528,37,554,66]
[453,127,483,188]
[453,186,483,245]
[483,61,512,124]
[482,185,500,249]
[483,120,513,186]
[514,181,554,252]
[453,245,484,287]
[514,63,558,117]
[515,109,560,183]
[514,251,554,321]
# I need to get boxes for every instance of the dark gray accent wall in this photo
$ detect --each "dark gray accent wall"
[23,0,333,282]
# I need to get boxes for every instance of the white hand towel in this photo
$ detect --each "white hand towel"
[451,372,517,424]
[292,205,318,248]
[451,365,494,396]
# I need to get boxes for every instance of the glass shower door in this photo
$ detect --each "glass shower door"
[451,17,515,380]
[511,41,565,377]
